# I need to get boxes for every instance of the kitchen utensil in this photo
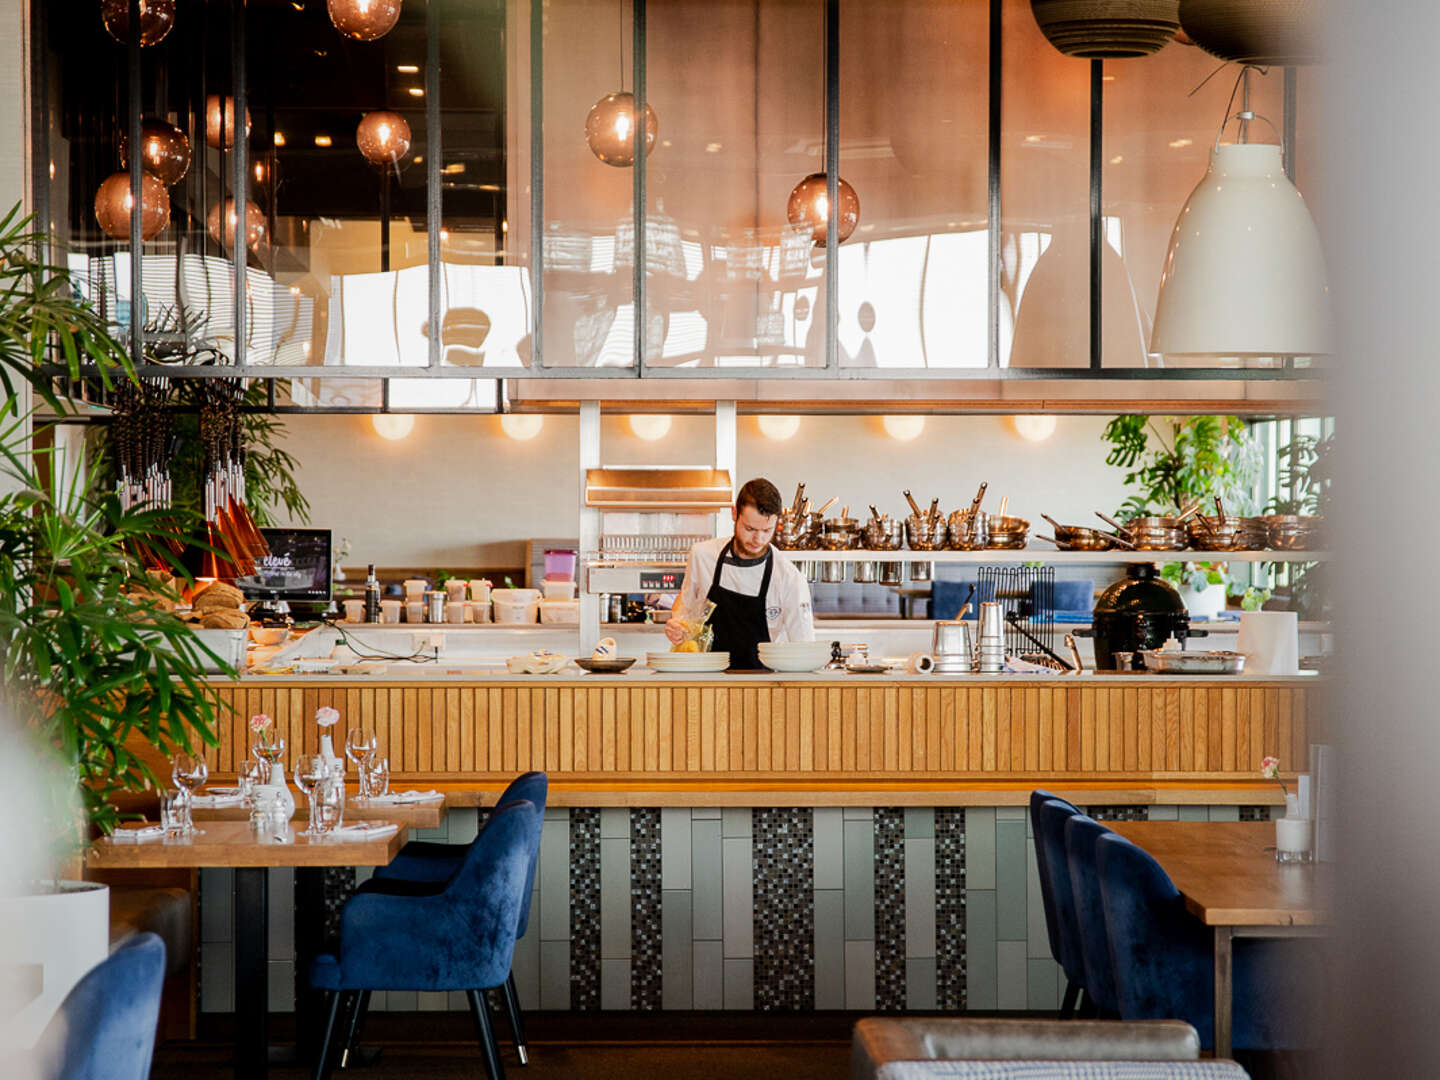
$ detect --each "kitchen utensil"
[1065,634,1083,673]
[791,483,806,518]
[573,657,638,674]
[903,489,923,517]
[998,495,1009,518]
[931,620,974,673]
[1005,611,1073,670]
[816,496,838,517]
[927,497,942,525]
[905,515,947,550]
[852,561,878,583]
[820,560,847,582]
[976,601,1006,673]
[425,590,445,622]
[984,514,1030,549]
[878,561,904,585]
[969,481,988,515]
[1139,649,1247,674]
[1095,511,1129,534]
[908,561,934,582]
[947,508,988,550]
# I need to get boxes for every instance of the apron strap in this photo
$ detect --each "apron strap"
[711,540,775,606]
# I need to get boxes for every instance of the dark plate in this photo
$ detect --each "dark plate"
[574,657,638,674]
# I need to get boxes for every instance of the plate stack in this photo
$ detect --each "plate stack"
[756,641,834,673]
[647,651,731,673]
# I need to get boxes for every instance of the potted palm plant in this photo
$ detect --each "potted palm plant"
[0,206,225,1045]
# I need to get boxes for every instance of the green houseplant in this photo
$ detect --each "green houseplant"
[0,206,224,841]
[1101,414,1263,519]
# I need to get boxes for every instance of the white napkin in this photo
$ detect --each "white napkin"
[329,823,400,840]
[366,789,443,805]
[109,825,165,843]
[190,790,244,808]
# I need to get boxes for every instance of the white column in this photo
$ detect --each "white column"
[577,401,602,653]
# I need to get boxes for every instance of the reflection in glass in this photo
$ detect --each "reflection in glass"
[356,111,412,166]
[786,173,859,247]
[586,92,658,167]
[94,172,169,241]
[326,0,403,41]
[205,95,251,150]
[207,198,267,251]
[120,119,190,185]
[99,0,175,47]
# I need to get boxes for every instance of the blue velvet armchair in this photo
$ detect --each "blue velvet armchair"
[1029,792,1085,1017]
[1096,831,1316,1051]
[32,931,166,1080]
[1064,815,1121,1019]
[309,798,543,1080]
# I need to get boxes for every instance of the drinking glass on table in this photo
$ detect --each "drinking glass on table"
[362,755,390,802]
[345,728,378,801]
[159,790,187,838]
[294,754,330,836]
[315,774,346,835]
[172,753,208,835]
[237,758,263,806]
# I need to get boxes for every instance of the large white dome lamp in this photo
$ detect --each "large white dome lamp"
[1150,70,1331,358]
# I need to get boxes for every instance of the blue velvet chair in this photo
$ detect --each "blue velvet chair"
[355,770,547,1066]
[1029,791,1085,1017]
[1096,831,1316,1051]
[33,931,166,1080]
[1064,815,1121,1018]
[310,799,543,1080]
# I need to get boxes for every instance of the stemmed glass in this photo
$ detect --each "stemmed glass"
[345,728,378,802]
[252,733,286,779]
[294,754,330,836]
[171,753,208,835]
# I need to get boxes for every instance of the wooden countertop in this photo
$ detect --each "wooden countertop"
[87,820,409,870]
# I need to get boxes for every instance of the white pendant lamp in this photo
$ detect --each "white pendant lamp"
[1151,141,1331,357]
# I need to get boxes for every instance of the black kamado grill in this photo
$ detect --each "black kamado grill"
[1082,563,1207,670]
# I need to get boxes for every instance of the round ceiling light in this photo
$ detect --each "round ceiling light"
[1177,0,1320,65]
[585,93,658,167]
[881,415,925,442]
[120,118,191,185]
[371,414,416,440]
[100,0,175,47]
[786,173,860,247]
[1029,0,1180,58]
[627,414,672,441]
[356,110,412,165]
[94,171,170,241]
[207,198,267,250]
[327,0,403,41]
[499,414,544,441]
[756,415,801,441]
[1012,415,1058,442]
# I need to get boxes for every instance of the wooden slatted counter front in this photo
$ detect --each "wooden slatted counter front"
[200,673,1314,803]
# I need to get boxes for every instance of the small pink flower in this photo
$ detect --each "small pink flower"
[315,706,340,727]
[1260,755,1280,780]
[250,713,273,733]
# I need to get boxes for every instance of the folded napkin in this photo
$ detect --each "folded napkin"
[329,823,400,840]
[190,789,244,808]
[366,789,443,805]
[109,825,165,843]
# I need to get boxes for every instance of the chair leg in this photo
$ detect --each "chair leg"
[340,989,371,1069]
[1060,980,1080,1019]
[501,971,529,1065]
[468,988,506,1080]
[313,991,344,1080]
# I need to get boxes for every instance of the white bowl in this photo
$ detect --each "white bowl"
[758,657,830,672]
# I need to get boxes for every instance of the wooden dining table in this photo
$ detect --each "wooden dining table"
[1108,820,1329,1058]
[88,819,409,1080]
[192,795,446,829]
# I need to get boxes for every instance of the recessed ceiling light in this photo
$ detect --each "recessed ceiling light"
[397,64,419,73]
[273,132,286,147]
[314,134,332,147]
[408,87,425,98]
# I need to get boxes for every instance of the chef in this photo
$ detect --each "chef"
[665,477,815,669]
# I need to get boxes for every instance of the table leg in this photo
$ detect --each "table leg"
[1213,925,1234,1059]
[293,867,328,1066]
[234,866,270,1080]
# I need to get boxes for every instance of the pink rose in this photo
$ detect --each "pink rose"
[1260,755,1280,780]
[315,706,340,727]
[250,713,273,733]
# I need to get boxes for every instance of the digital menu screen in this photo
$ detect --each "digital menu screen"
[236,529,332,601]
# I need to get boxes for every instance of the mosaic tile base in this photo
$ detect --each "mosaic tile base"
[935,808,967,1011]
[569,808,601,1010]
[630,808,663,1010]
[753,808,814,1011]
[874,808,907,1011]
[1239,805,1274,822]
[1087,805,1150,822]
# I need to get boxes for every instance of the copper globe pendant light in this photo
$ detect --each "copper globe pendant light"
[100,0,175,47]
[356,110,412,166]
[207,198,267,250]
[120,118,191,185]
[586,0,658,167]
[95,171,170,241]
[787,173,860,248]
[205,95,252,150]
[327,0,403,42]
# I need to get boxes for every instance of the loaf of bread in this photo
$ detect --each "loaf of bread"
[200,608,250,630]
[192,581,244,611]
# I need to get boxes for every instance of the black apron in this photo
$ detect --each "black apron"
[706,540,773,671]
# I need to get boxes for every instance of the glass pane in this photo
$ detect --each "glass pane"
[643,0,826,368]
[1102,44,1284,368]
[838,0,989,369]
[1000,0,1089,369]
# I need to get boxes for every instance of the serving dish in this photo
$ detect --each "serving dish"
[574,657,637,674]
[1138,649,1247,675]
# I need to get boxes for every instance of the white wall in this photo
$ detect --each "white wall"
[271,411,1129,570]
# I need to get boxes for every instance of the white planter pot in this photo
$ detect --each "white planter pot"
[0,880,109,1047]
[1179,578,1227,621]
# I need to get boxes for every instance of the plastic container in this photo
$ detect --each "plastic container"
[494,597,540,624]
[491,587,541,606]
[470,601,491,623]
[542,579,577,600]
[469,579,492,604]
[540,599,581,624]
[544,549,577,581]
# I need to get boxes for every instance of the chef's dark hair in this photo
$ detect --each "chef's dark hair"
[736,478,782,518]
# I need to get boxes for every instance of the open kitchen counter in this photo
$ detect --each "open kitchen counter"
[200,672,1315,804]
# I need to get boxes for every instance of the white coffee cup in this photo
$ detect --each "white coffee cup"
[379,599,402,624]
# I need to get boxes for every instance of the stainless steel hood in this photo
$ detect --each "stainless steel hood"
[584,467,733,512]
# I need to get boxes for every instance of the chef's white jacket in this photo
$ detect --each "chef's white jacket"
[671,537,816,643]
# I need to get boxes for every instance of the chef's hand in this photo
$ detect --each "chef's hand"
[664,618,686,645]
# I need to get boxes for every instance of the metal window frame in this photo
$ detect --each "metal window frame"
[34,0,1322,388]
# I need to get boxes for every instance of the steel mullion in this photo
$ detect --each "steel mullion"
[986,0,1001,369]
[427,0,441,369]
[823,0,839,375]
[529,0,544,371]
[633,0,647,376]
[1089,58,1103,370]
[128,0,143,370]
[232,0,247,369]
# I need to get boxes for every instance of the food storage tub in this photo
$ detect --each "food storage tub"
[540,599,581,624]
[544,549,577,580]
[491,588,541,606]
[542,579,577,600]
[494,598,540,624]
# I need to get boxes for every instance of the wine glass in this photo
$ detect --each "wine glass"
[252,732,286,773]
[345,728,378,801]
[237,757,263,806]
[293,754,329,836]
[171,753,208,835]
[362,755,390,802]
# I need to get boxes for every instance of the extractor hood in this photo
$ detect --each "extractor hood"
[584,467,734,512]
